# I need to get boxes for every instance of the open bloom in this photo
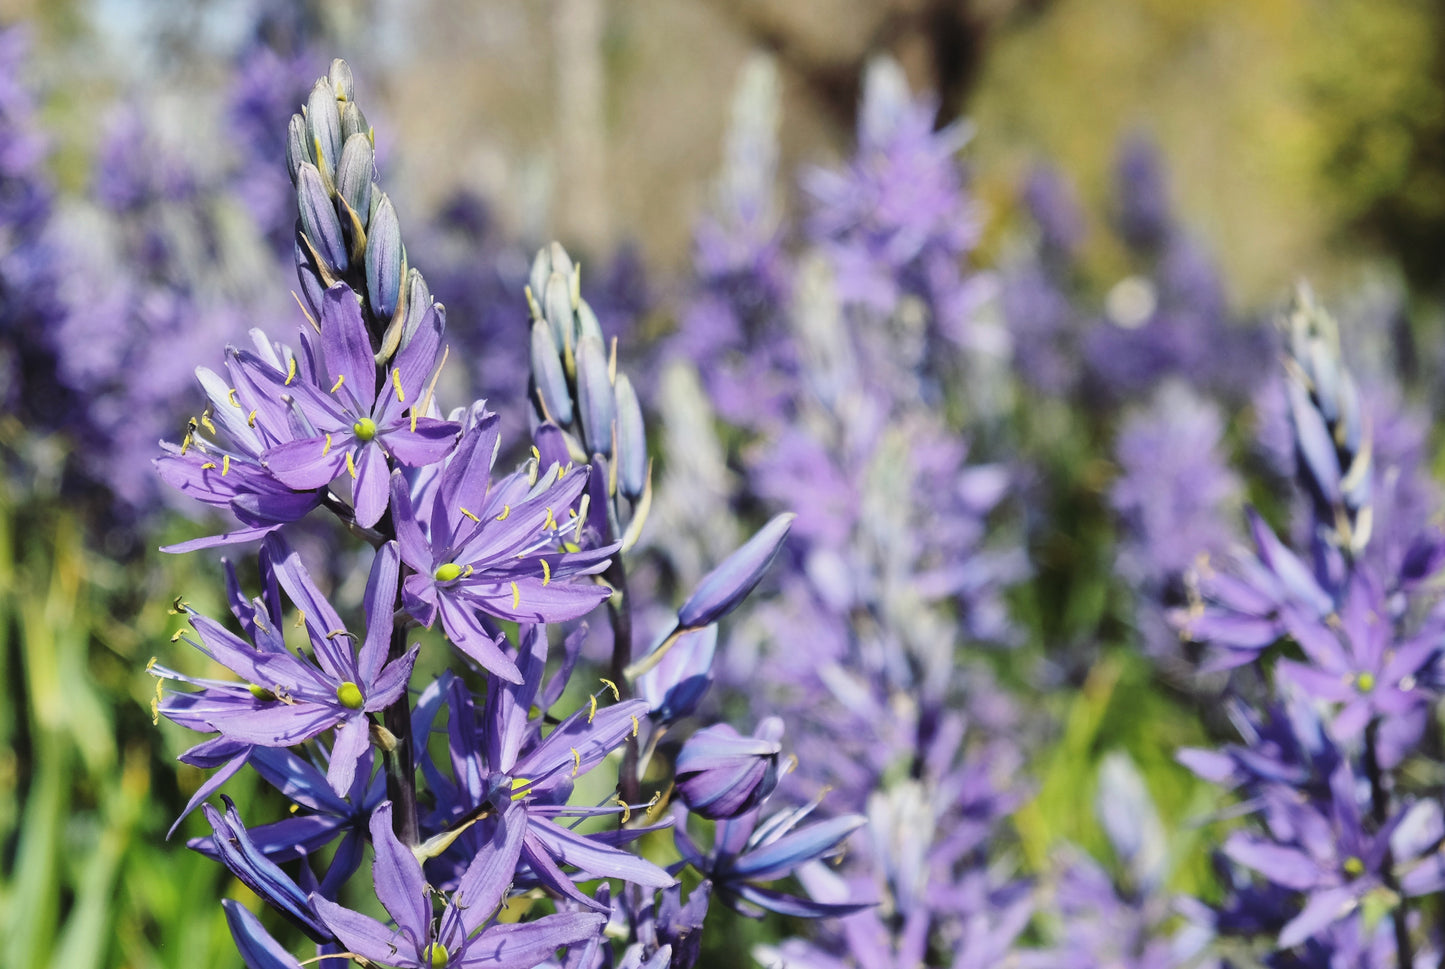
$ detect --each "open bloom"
[312,802,605,968]
[260,283,459,527]
[391,413,614,682]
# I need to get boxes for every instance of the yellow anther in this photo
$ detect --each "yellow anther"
[531,446,541,462]
[495,504,511,522]
[587,694,598,723]
[221,455,230,476]
[615,796,632,824]
[180,433,192,455]
[330,374,345,393]
[392,368,405,403]
[346,450,358,479]
[227,387,241,408]
[557,464,566,482]
[293,608,307,629]
[322,432,333,456]
[510,581,520,610]
[510,776,531,800]
[459,507,480,523]
[630,715,640,738]
[541,559,552,586]
[462,565,474,578]
[247,408,258,428]
[169,628,184,642]
[170,595,189,614]
[146,656,157,671]
[200,412,217,435]
[570,747,581,777]
[599,678,620,701]
[285,357,297,385]
[200,462,217,470]
[410,409,417,434]
[568,507,577,518]
[543,507,557,530]
[289,803,299,814]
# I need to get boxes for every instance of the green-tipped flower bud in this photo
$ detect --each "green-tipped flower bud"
[297,163,349,274]
[575,333,614,458]
[543,271,575,359]
[285,114,311,186]
[329,58,355,103]
[365,194,404,319]
[678,513,795,628]
[576,297,604,345]
[528,247,551,308]
[336,681,364,710]
[340,100,370,143]
[305,79,342,183]
[530,319,573,425]
[614,373,647,499]
[336,135,374,228]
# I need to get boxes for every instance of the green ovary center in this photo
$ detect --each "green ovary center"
[336,681,365,709]
[249,684,277,702]
[352,417,377,441]
[434,562,462,583]
[1356,672,1376,693]
[1344,856,1365,877]
[422,942,450,968]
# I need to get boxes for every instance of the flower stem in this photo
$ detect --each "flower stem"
[381,619,419,846]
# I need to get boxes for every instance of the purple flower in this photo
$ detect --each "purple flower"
[312,802,605,968]
[159,536,418,795]
[390,414,614,682]
[259,285,459,528]
[675,717,784,820]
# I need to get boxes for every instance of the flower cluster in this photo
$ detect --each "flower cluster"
[151,60,865,969]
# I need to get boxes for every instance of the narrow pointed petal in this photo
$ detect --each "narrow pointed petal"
[327,714,370,796]
[319,284,377,407]
[352,441,390,528]
[678,513,795,628]
[359,542,401,682]
[311,894,416,967]
[458,913,605,969]
[263,436,349,490]
[368,802,431,941]
[223,899,304,969]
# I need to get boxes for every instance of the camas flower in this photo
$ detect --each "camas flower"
[311,801,606,968]
[259,284,460,528]
[390,413,614,682]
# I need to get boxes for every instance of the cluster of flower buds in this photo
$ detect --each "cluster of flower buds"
[288,58,432,363]
[1281,283,1374,556]
[527,242,650,550]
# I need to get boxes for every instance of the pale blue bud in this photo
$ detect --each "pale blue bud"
[530,319,573,425]
[365,193,403,318]
[304,79,342,183]
[614,373,646,499]
[297,163,348,273]
[678,513,795,628]
[575,333,614,457]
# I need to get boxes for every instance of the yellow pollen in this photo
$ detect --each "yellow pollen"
[543,507,557,530]
[541,559,552,586]
[570,747,581,776]
[392,368,405,402]
[531,446,541,462]
[599,678,620,701]
[285,357,297,385]
[294,609,307,629]
[289,803,299,814]
[495,504,511,521]
[322,432,333,456]
[330,374,345,393]
[510,581,520,610]
[615,795,632,824]
[346,450,358,479]
[462,565,474,577]
[557,464,565,482]
[587,695,598,723]
[247,409,258,427]
[410,409,417,434]
[221,455,230,476]
[459,507,480,523]
[180,433,192,455]
[169,629,183,642]
[630,715,640,738]
[227,387,241,407]
[200,462,217,470]
[200,412,217,434]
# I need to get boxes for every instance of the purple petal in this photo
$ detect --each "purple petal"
[263,436,349,490]
[1278,884,1360,949]
[383,417,460,468]
[359,542,401,683]
[311,894,416,967]
[327,714,371,796]
[352,441,390,528]
[223,899,304,969]
[437,594,522,683]
[319,285,379,410]
[457,913,605,969]
[445,804,528,941]
[528,817,675,888]
[368,802,431,942]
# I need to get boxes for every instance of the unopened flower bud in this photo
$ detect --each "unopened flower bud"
[304,79,342,182]
[530,319,573,426]
[676,718,784,819]
[365,193,404,319]
[543,271,575,359]
[340,100,369,142]
[575,333,614,457]
[328,58,355,103]
[297,163,348,273]
[636,624,717,723]
[285,114,311,186]
[678,513,795,628]
[614,373,646,500]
